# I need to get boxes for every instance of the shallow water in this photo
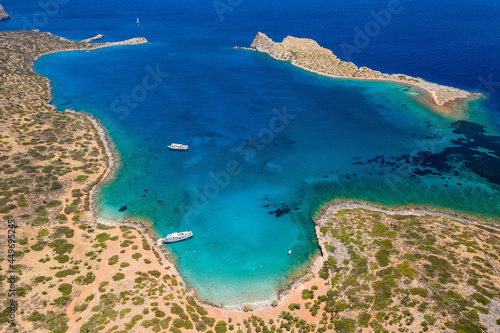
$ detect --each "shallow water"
[4,0,500,305]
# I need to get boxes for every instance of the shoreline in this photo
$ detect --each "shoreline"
[71,111,185,278]
[315,200,500,231]
[34,32,497,312]
[289,61,482,109]
[247,47,482,116]
[242,32,485,115]
[59,105,500,312]
[233,46,485,118]
[235,44,477,118]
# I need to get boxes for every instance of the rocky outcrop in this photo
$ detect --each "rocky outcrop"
[82,37,148,51]
[249,32,483,106]
[81,34,104,43]
[98,37,148,47]
[0,4,11,21]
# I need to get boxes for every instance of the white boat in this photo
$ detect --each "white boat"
[136,18,140,24]
[288,249,292,255]
[162,231,193,243]
[168,143,189,150]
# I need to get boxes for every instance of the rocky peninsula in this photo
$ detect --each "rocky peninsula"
[0,4,10,21]
[81,34,104,43]
[248,32,483,107]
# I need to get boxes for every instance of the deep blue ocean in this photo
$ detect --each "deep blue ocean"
[2,0,500,306]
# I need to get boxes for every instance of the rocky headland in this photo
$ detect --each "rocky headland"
[0,4,10,21]
[248,32,483,107]
[81,34,104,43]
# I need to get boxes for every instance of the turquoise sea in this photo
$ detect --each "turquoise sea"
[2,0,500,306]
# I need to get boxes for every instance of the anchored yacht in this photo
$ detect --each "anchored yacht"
[160,231,193,244]
[168,143,189,150]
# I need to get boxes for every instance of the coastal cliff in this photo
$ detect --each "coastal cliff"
[0,4,10,21]
[250,32,482,106]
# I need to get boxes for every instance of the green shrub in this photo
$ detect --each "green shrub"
[357,313,371,327]
[202,316,215,327]
[38,229,49,237]
[55,255,69,263]
[48,239,74,255]
[96,233,111,242]
[397,261,416,276]
[410,288,428,298]
[333,318,356,333]
[215,320,227,333]
[28,311,45,322]
[75,175,88,182]
[31,244,44,251]
[32,217,49,226]
[155,310,166,318]
[471,293,491,306]
[112,273,125,281]
[423,314,436,325]
[58,283,73,295]
[171,304,184,315]
[55,269,78,278]
[34,276,46,283]
[74,303,89,313]
[149,270,161,278]
[82,272,95,285]
[120,308,132,319]
[108,255,119,265]
[52,296,71,306]
[196,321,207,331]
[64,204,78,215]
[55,214,68,221]
[46,200,62,208]
[375,249,390,267]
[53,226,74,238]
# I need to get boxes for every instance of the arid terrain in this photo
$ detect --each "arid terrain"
[0,31,499,333]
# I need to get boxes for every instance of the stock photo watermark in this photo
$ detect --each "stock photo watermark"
[213,0,243,22]
[6,219,18,327]
[383,127,448,191]
[339,0,403,62]
[181,106,296,223]
[110,64,169,120]
[476,74,500,98]
[22,0,69,30]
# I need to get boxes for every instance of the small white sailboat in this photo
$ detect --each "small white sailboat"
[288,249,292,255]
[136,18,140,24]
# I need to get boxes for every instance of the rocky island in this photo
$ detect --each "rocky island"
[0,4,10,21]
[248,32,483,108]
